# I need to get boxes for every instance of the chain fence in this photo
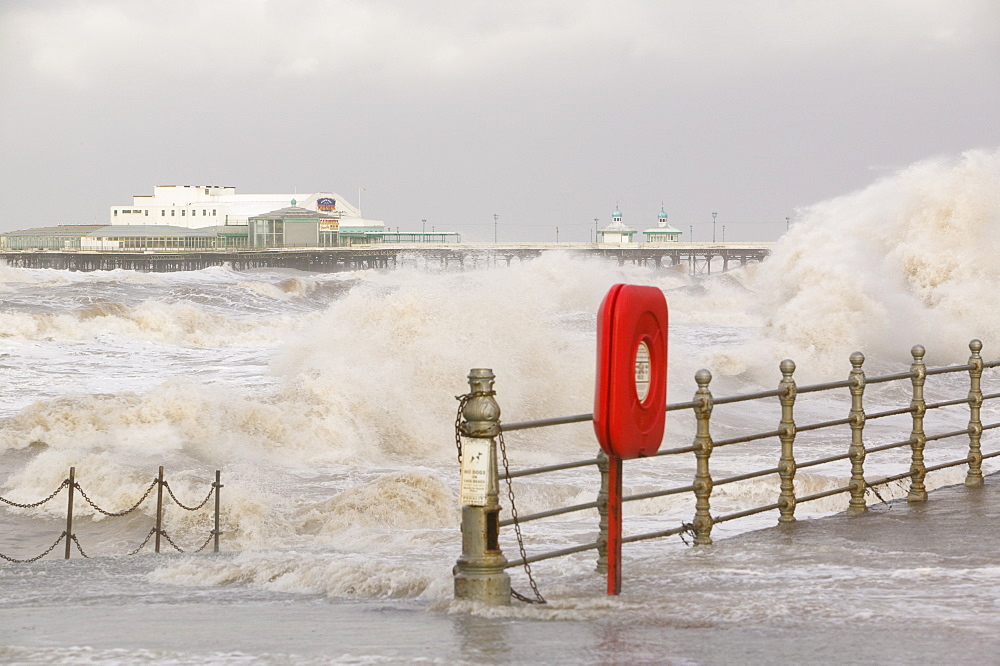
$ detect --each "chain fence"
[0,466,222,563]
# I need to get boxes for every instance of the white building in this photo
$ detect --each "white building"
[643,206,683,243]
[109,185,384,233]
[599,206,637,245]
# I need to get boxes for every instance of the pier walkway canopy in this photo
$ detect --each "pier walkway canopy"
[0,224,219,251]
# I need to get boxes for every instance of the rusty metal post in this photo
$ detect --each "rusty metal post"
[606,452,623,595]
[155,465,164,553]
[777,359,798,523]
[966,339,984,487]
[907,345,928,501]
[453,369,511,605]
[213,470,222,553]
[595,449,609,574]
[847,352,868,515]
[692,369,715,545]
[64,466,75,560]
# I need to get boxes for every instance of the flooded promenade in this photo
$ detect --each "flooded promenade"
[2,474,997,664]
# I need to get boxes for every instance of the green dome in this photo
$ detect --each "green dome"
[658,207,668,219]
[613,207,622,218]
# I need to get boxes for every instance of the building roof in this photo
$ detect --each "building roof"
[2,225,107,237]
[249,204,340,221]
[601,219,636,233]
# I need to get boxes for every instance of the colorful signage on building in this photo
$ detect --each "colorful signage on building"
[317,198,337,212]
[320,220,340,232]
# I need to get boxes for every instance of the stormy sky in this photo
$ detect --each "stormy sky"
[1,0,998,241]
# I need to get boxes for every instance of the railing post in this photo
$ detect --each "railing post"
[155,465,164,553]
[966,339,984,487]
[847,352,868,515]
[907,345,928,501]
[453,368,511,605]
[64,466,75,560]
[606,452,623,595]
[213,470,222,553]
[692,369,714,545]
[595,449,609,574]
[777,359,798,523]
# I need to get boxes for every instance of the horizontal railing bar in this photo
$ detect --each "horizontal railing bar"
[621,524,688,544]
[866,469,917,487]
[714,467,779,487]
[501,413,592,432]
[924,428,971,443]
[797,451,852,469]
[983,392,1000,401]
[796,416,852,433]
[503,540,600,568]
[866,371,916,385]
[867,406,916,420]
[713,388,784,405]
[624,484,695,503]
[797,379,852,394]
[985,360,1000,369]
[499,501,601,527]
[797,484,853,504]
[713,502,782,524]
[651,444,698,457]
[925,397,972,410]
[667,400,701,412]
[713,429,783,449]
[983,422,1000,432]
[925,364,974,376]
[865,438,915,455]
[921,458,972,474]
[504,457,602,479]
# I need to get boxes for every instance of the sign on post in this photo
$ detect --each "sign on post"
[459,439,490,506]
[592,284,669,595]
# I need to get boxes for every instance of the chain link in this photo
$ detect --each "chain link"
[158,530,185,553]
[454,393,470,464]
[74,479,157,517]
[190,530,216,553]
[0,480,69,509]
[0,532,67,563]
[163,481,215,511]
[497,427,546,604]
[127,528,158,556]
[70,534,90,558]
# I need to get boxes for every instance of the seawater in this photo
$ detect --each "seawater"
[1,150,1000,663]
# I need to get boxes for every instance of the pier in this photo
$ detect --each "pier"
[0,242,771,274]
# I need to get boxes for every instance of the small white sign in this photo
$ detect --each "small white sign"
[635,341,651,402]
[459,440,490,506]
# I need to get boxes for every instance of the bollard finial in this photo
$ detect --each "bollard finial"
[911,345,925,360]
[970,339,983,355]
[780,359,796,378]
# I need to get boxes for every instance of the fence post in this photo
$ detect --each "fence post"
[453,368,511,605]
[155,466,164,553]
[907,345,928,501]
[847,352,868,515]
[606,452,623,595]
[213,470,222,553]
[777,359,798,523]
[966,339,984,487]
[64,466,75,560]
[595,449,609,574]
[692,369,714,545]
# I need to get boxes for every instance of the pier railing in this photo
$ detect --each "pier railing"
[453,340,1000,604]
[0,466,222,562]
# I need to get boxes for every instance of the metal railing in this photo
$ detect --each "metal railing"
[452,339,1000,604]
[0,466,222,562]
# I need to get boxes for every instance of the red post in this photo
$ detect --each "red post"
[607,453,623,595]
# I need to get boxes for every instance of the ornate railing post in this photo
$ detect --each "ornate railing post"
[64,466,75,560]
[847,352,868,515]
[966,339,984,487]
[453,368,511,605]
[692,369,715,545]
[777,359,798,523]
[907,345,928,502]
[595,449,609,574]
